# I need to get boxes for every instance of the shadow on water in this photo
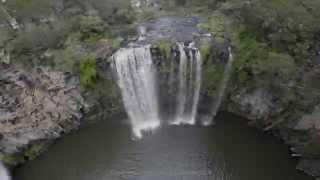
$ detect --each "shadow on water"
[14,112,314,180]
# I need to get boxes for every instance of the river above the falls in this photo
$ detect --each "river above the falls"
[14,113,313,180]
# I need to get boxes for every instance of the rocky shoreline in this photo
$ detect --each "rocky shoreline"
[225,66,320,178]
[1,0,320,179]
[0,64,86,167]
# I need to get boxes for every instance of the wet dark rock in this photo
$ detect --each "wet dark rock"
[312,55,320,66]
[298,159,320,177]
[136,16,212,44]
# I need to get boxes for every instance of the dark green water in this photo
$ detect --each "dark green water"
[14,113,313,180]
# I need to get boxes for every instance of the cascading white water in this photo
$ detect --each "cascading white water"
[112,45,160,138]
[172,43,202,125]
[172,43,188,125]
[113,42,203,138]
[202,47,234,126]
[190,49,202,124]
[0,162,10,180]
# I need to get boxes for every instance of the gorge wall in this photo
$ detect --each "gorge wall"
[0,65,86,166]
[1,0,320,179]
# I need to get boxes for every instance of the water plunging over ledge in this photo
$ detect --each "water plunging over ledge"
[112,40,237,138]
[171,42,202,125]
[112,42,204,138]
[112,45,160,138]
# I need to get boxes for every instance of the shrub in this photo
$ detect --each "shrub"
[154,40,172,59]
[9,21,72,55]
[233,31,296,87]
[0,28,13,48]
[0,153,24,166]
[203,64,225,96]
[197,13,227,39]
[80,55,97,89]
[199,41,212,64]
[79,16,105,36]
[87,0,136,24]
[221,0,320,61]
[4,0,53,21]
[24,143,47,160]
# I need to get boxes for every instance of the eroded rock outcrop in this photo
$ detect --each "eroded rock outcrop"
[225,62,320,178]
[0,64,85,165]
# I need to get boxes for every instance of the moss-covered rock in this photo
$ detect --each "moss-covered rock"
[0,153,25,167]
[203,64,225,96]
[153,40,172,60]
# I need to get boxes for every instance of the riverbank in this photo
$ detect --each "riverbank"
[13,113,314,180]
[0,0,320,179]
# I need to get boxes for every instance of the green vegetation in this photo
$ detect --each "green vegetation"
[2,0,136,24]
[9,23,70,55]
[0,28,13,48]
[24,143,47,160]
[203,64,225,96]
[160,0,320,63]
[222,0,320,62]
[87,76,122,117]
[303,141,320,157]
[160,0,225,11]
[80,55,97,90]
[0,153,24,166]
[154,40,172,59]
[78,16,105,42]
[199,41,212,64]
[4,0,53,20]
[77,0,136,25]
[0,142,48,166]
[197,12,228,42]
[233,31,296,88]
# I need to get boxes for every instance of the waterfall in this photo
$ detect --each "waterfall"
[202,47,234,126]
[112,45,160,138]
[172,43,188,125]
[112,42,203,138]
[190,49,202,124]
[0,162,10,180]
[171,43,202,125]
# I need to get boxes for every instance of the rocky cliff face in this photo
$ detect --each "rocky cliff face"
[225,62,320,178]
[0,64,85,166]
[1,0,320,179]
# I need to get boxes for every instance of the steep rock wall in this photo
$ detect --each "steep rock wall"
[0,64,85,166]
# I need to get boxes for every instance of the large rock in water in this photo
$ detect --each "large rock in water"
[0,65,85,158]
